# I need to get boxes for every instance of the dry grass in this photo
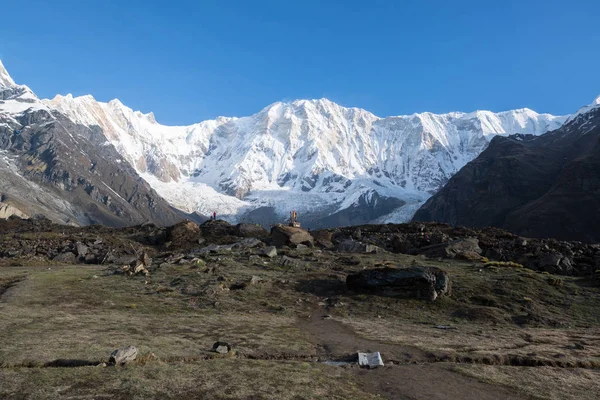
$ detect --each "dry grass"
[454,365,600,400]
[0,359,376,400]
[2,248,600,399]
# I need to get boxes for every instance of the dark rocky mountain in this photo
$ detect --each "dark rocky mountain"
[0,83,182,227]
[413,102,600,243]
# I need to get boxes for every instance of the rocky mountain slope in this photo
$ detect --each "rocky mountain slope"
[414,96,600,243]
[44,88,566,228]
[0,61,182,226]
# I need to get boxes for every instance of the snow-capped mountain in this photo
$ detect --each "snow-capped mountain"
[0,60,181,226]
[44,91,567,227]
[0,58,573,228]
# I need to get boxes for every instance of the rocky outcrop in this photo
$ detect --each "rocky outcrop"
[235,223,269,238]
[166,220,201,247]
[0,201,28,219]
[347,266,451,301]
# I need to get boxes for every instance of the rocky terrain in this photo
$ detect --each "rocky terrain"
[1,217,600,399]
[414,97,600,243]
[2,216,599,277]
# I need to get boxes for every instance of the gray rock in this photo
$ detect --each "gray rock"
[280,255,305,269]
[259,246,277,258]
[271,225,314,248]
[75,242,88,257]
[347,266,451,301]
[198,244,234,254]
[236,238,264,249]
[235,223,269,238]
[337,240,381,254]
[213,341,231,354]
[108,346,138,366]
[53,252,77,264]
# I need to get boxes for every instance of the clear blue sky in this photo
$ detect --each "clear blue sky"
[2,0,599,125]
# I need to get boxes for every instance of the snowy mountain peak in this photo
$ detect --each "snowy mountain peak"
[42,88,571,226]
[0,60,16,88]
[565,94,600,123]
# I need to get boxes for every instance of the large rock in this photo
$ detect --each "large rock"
[414,238,482,260]
[166,220,201,247]
[108,346,138,366]
[337,240,382,254]
[53,251,77,264]
[259,246,277,258]
[200,219,235,237]
[235,223,269,238]
[271,225,314,248]
[311,230,334,249]
[75,242,89,257]
[347,266,451,301]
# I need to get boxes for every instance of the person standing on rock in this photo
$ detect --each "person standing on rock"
[213,211,217,220]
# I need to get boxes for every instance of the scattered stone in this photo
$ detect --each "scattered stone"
[108,346,138,366]
[213,341,231,354]
[198,244,234,254]
[259,246,277,258]
[280,255,305,269]
[236,238,264,249]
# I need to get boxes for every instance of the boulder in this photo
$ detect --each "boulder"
[538,252,573,274]
[53,251,77,264]
[414,238,481,259]
[347,266,451,301]
[235,238,264,249]
[201,219,235,237]
[235,223,269,238]
[108,346,138,366]
[280,255,306,269]
[312,230,334,249]
[166,220,201,247]
[75,242,89,257]
[271,225,314,248]
[337,240,382,254]
[213,341,231,354]
[198,244,234,254]
[259,246,277,258]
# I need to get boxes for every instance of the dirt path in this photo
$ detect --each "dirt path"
[300,309,530,400]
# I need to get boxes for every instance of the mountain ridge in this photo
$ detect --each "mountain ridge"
[42,87,568,227]
[1,59,587,228]
[413,100,600,242]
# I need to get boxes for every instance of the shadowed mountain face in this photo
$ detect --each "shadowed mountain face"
[0,107,182,227]
[413,107,600,243]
